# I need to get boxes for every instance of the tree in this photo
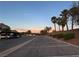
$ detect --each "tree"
[60,18,66,31]
[60,9,69,31]
[51,16,57,31]
[69,7,79,30]
[57,16,66,31]
[44,26,51,33]
[26,30,31,34]
[56,17,62,31]
[40,30,47,35]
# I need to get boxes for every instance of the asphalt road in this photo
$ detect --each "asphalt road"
[1,36,79,57]
[0,36,34,52]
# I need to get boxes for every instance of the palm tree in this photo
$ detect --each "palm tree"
[51,16,57,31]
[57,16,66,31]
[60,9,69,31]
[60,18,66,31]
[69,7,79,30]
[44,26,51,33]
[56,17,62,31]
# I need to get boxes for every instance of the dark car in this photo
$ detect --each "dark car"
[9,32,21,39]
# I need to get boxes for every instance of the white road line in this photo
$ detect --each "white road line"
[40,45,70,48]
[52,55,79,57]
[63,55,79,57]
[0,37,36,57]
[27,45,70,48]
[48,36,79,48]
[47,45,70,47]
[54,55,79,57]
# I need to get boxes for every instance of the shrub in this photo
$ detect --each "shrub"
[63,32,75,40]
[52,34,57,38]
[51,32,75,40]
[52,33,63,38]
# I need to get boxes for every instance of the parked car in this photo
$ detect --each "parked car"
[9,32,21,39]
[0,35,10,39]
[0,32,21,39]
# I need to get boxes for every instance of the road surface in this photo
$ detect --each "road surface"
[0,36,33,52]
[0,36,79,57]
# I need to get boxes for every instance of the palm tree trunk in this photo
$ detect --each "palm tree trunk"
[54,23,56,31]
[62,26,64,31]
[59,25,60,31]
[72,17,74,30]
[66,23,68,31]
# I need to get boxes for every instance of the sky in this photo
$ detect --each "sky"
[0,1,73,32]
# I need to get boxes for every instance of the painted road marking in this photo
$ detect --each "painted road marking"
[0,37,36,57]
[24,45,70,48]
[53,55,79,57]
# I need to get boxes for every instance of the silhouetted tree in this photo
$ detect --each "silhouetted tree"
[69,7,79,30]
[56,17,62,31]
[60,9,69,31]
[26,30,31,34]
[44,26,51,33]
[60,18,66,31]
[51,16,57,31]
[40,30,47,35]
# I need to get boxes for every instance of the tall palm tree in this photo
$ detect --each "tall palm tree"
[51,16,57,31]
[60,9,69,31]
[69,7,79,30]
[60,18,66,31]
[56,17,62,31]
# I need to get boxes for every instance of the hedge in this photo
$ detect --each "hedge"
[51,32,75,40]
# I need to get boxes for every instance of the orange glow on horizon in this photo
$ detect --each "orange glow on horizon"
[13,27,44,33]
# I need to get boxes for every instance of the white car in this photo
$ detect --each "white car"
[0,35,10,39]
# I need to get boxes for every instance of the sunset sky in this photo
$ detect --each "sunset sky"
[0,1,75,32]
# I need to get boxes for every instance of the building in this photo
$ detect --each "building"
[0,23,10,33]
